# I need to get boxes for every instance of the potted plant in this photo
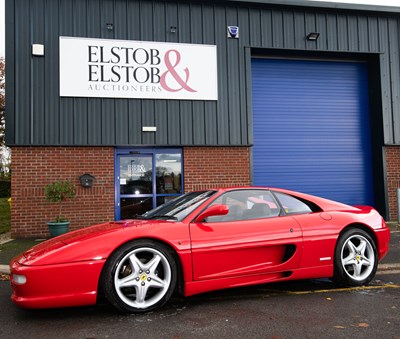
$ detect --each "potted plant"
[44,180,76,237]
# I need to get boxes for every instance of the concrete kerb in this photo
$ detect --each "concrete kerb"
[0,265,10,275]
[0,236,13,274]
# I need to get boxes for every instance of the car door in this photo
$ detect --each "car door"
[189,189,303,281]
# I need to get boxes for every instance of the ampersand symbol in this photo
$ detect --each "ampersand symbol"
[160,50,197,93]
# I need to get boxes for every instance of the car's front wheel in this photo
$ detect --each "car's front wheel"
[102,240,177,313]
[333,228,378,286]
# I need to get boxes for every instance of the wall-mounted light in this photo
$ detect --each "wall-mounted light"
[142,126,157,132]
[306,32,320,41]
[79,173,95,188]
[170,26,177,33]
[32,44,45,56]
[106,23,113,30]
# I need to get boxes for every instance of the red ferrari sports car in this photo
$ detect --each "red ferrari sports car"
[10,187,390,313]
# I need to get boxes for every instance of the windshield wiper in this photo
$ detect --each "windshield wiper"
[147,215,178,220]
[132,214,150,220]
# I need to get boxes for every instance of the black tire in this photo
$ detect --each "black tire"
[102,240,177,313]
[333,228,378,286]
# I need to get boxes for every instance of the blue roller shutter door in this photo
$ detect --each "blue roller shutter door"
[251,59,374,206]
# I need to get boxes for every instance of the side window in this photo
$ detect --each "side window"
[205,194,243,222]
[273,192,312,215]
[206,189,281,222]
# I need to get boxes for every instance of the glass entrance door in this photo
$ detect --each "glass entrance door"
[115,149,183,220]
[119,154,153,219]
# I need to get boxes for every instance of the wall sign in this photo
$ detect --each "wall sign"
[59,36,218,100]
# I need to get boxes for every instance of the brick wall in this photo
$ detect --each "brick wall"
[386,146,400,221]
[184,147,251,191]
[10,146,250,238]
[11,147,115,238]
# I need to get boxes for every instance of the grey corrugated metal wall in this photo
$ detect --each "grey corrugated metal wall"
[5,0,400,146]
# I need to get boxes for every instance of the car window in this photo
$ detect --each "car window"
[207,189,281,222]
[142,190,216,221]
[273,192,312,215]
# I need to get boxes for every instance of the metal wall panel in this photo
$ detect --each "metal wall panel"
[4,0,15,145]
[358,16,368,52]
[305,13,317,51]
[238,9,249,145]
[32,0,45,145]
[14,0,31,144]
[378,17,393,144]
[214,5,229,145]
[368,16,379,52]
[388,19,400,143]
[294,12,306,50]
[5,0,400,146]
[128,100,142,144]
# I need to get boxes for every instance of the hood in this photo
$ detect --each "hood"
[17,219,169,266]
[59,220,153,244]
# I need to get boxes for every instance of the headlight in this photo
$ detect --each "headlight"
[12,274,27,285]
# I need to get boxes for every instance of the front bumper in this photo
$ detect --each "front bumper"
[10,255,105,309]
[376,226,391,261]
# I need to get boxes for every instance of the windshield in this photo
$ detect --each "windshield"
[140,190,216,221]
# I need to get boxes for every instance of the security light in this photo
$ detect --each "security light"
[307,32,320,41]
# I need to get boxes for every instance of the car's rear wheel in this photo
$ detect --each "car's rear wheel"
[333,228,377,286]
[102,240,177,313]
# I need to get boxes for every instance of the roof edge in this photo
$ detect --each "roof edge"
[223,0,400,14]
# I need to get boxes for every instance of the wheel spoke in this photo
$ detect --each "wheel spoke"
[149,275,166,289]
[356,239,367,256]
[342,253,356,266]
[144,254,162,274]
[361,256,372,267]
[135,284,149,304]
[353,263,362,278]
[128,253,143,273]
[345,240,357,256]
[116,274,137,289]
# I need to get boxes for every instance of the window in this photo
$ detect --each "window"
[116,148,183,220]
[207,189,281,222]
[156,153,182,194]
[273,192,313,215]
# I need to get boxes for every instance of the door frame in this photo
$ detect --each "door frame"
[114,147,183,220]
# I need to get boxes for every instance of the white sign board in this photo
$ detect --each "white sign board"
[59,37,218,100]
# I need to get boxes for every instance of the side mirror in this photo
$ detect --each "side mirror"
[195,204,229,222]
